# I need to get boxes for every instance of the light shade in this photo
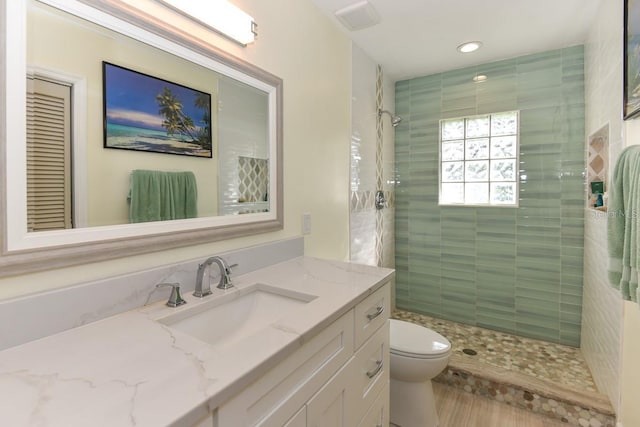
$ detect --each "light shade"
[159,0,257,46]
[457,41,483,53]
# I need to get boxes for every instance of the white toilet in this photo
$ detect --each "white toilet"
[389,319,452,427]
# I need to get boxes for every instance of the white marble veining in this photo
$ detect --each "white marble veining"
[0,256,393,427]
[0,238,303,351]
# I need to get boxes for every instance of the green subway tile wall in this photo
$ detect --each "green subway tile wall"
[394,46,585,346]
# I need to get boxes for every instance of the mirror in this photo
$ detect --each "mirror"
[0,0,283,276]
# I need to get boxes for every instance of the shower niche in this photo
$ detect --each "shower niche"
[587,124,609,211]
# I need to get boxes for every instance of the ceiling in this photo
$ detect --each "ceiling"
[309,0,602,82]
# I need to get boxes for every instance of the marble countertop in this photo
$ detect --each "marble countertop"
[0,257,393,427]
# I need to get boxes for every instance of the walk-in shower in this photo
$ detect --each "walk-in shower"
[394,45,585,347]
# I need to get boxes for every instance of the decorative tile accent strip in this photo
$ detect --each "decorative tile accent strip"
[588,126,608,184]
[375,65,384,191]
[383,190,395,208]
[375,65,384,267]
[349,191,394,214]
[587,124,609,209]
[350,190,376,213]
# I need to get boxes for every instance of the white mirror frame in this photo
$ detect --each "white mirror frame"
[0,0,283,277]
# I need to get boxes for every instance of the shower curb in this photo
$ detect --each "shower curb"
[435,353,616,427]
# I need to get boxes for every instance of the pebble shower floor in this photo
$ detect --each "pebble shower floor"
[392,309,596,391]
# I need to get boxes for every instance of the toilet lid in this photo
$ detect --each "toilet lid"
[390,319,451,358]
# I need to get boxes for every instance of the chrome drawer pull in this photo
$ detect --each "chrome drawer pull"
[366,360,383,378]
[366,305,384,320]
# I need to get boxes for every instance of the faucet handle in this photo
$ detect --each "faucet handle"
[218,263,239,289]
[156,282,186,307]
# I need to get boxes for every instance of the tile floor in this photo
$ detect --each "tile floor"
[432,382,571,427]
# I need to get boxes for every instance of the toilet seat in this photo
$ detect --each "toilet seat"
[390,319,451,359]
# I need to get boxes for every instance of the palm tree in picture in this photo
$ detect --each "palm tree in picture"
[156,87,198,141]
[194,92,211,150]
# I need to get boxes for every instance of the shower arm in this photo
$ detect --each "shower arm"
[378,109,402,127]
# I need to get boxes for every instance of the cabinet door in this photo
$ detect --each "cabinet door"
[283,406,306,427]
[357,382,389,427]
[350,322,389,419]
[306,363,352,427]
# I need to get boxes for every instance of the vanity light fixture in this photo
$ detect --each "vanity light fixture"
[457,41,483,53]
[158,0,257,46]
[472,74,488,82]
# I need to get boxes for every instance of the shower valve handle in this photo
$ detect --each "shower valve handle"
[375,190,386,210]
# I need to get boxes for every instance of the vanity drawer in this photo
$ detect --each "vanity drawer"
[218,310,354,427]
[354,283,390,349]
[350,321,389,419]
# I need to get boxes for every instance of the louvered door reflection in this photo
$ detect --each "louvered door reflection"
[26,77,72,231]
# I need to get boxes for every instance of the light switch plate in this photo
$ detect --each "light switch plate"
[302,213,311,235]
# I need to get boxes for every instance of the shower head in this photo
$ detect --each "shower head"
[378,109,402,127]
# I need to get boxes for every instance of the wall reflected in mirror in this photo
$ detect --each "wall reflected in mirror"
[26,0,270,231]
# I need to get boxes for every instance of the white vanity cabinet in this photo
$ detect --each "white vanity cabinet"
[215,282,391,427]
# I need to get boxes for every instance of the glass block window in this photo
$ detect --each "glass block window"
[440,111,519,206]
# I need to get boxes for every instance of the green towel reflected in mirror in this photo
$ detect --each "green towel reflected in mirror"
[128,170,197,223]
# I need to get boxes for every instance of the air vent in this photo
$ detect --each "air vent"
[334,0,380,31]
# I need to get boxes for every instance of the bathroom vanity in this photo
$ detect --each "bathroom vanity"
[0,0,393,423]
[0,255,393,426]
[215,279,390,427]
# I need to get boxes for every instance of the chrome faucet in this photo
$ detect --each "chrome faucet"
[194,256,238,297]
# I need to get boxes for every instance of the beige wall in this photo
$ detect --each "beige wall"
[621,302,640,426]
[0,0,352,299]
[28,3,221,225]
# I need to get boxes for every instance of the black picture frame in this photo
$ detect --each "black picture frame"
[103,62,212,158]
[625,0,640,119]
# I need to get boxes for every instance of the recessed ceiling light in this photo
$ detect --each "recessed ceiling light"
[473,74,488,82]
[457,41,483,53]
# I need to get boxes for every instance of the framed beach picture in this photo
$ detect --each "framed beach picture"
[103,62,212,157]
[625,0,640,119]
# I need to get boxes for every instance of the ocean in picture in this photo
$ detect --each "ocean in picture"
[105,122,211,157]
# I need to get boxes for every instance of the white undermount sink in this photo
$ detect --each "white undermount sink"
[157,283,317,348]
